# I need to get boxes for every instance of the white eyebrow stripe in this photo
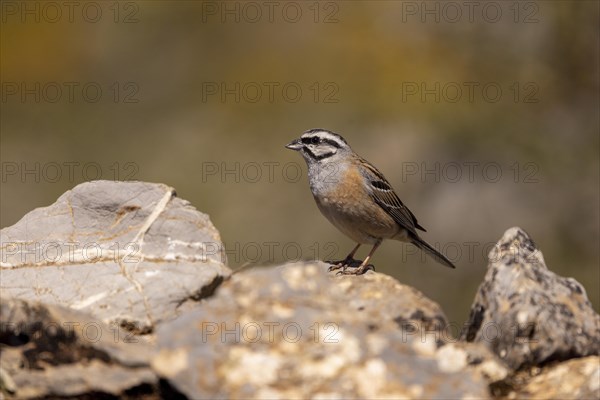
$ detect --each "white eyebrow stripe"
[301,130,347,148]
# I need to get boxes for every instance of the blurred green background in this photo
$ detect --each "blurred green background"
[1,1,598,325]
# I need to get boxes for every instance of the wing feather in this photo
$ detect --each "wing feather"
[359,157,426,234]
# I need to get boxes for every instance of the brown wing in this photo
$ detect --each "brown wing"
[359,157,426,235]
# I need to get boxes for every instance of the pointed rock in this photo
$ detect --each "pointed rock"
[461,227,599,370]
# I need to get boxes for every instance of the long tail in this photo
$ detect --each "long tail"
[411,236,456,269]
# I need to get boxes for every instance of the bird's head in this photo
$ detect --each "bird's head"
[285,129,351,164]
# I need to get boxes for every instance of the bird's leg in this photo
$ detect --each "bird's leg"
[337,239,382,275]
[327,244,361,272]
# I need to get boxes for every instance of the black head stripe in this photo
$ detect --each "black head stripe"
[322,138,342,148]
[301,136,342,149]
[315,151,335,160]
[303,129,348,146]
[303,146,317,160]
[303,147,335,161]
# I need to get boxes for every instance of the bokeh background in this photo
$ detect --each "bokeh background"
[2,1,598,326]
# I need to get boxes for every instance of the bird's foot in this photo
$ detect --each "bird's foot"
[335,263,375,276]
[327,257,362,272]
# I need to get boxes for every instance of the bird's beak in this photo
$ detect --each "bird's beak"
[285,139,303,151]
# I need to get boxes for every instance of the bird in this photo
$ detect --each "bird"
[285,128,455,275]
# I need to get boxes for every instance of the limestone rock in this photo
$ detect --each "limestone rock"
[0,180,231,333]
[0,297,162,399]
[153,262,490,399]
[461,227,600,370]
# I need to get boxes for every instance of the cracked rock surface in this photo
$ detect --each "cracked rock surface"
[0,180,231,333]
[0,298,161,399]
[461,227,600,370]
[152,262,490,399]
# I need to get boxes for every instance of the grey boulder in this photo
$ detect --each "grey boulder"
[0,180,231,333]
[461,227,600,370]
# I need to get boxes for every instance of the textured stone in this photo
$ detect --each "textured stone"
[511,356,600,399]
[437,342,509,383]
[0,180,231,333]
[153,262,490,399]
[0,297,159,399]
[461,227,600,370]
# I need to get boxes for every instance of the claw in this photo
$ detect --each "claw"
[327,257,362,273]
[328,264,343,272]
[335,265,348,276]
[336,264,375,276]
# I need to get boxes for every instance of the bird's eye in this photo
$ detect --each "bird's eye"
[311,137,320,144]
